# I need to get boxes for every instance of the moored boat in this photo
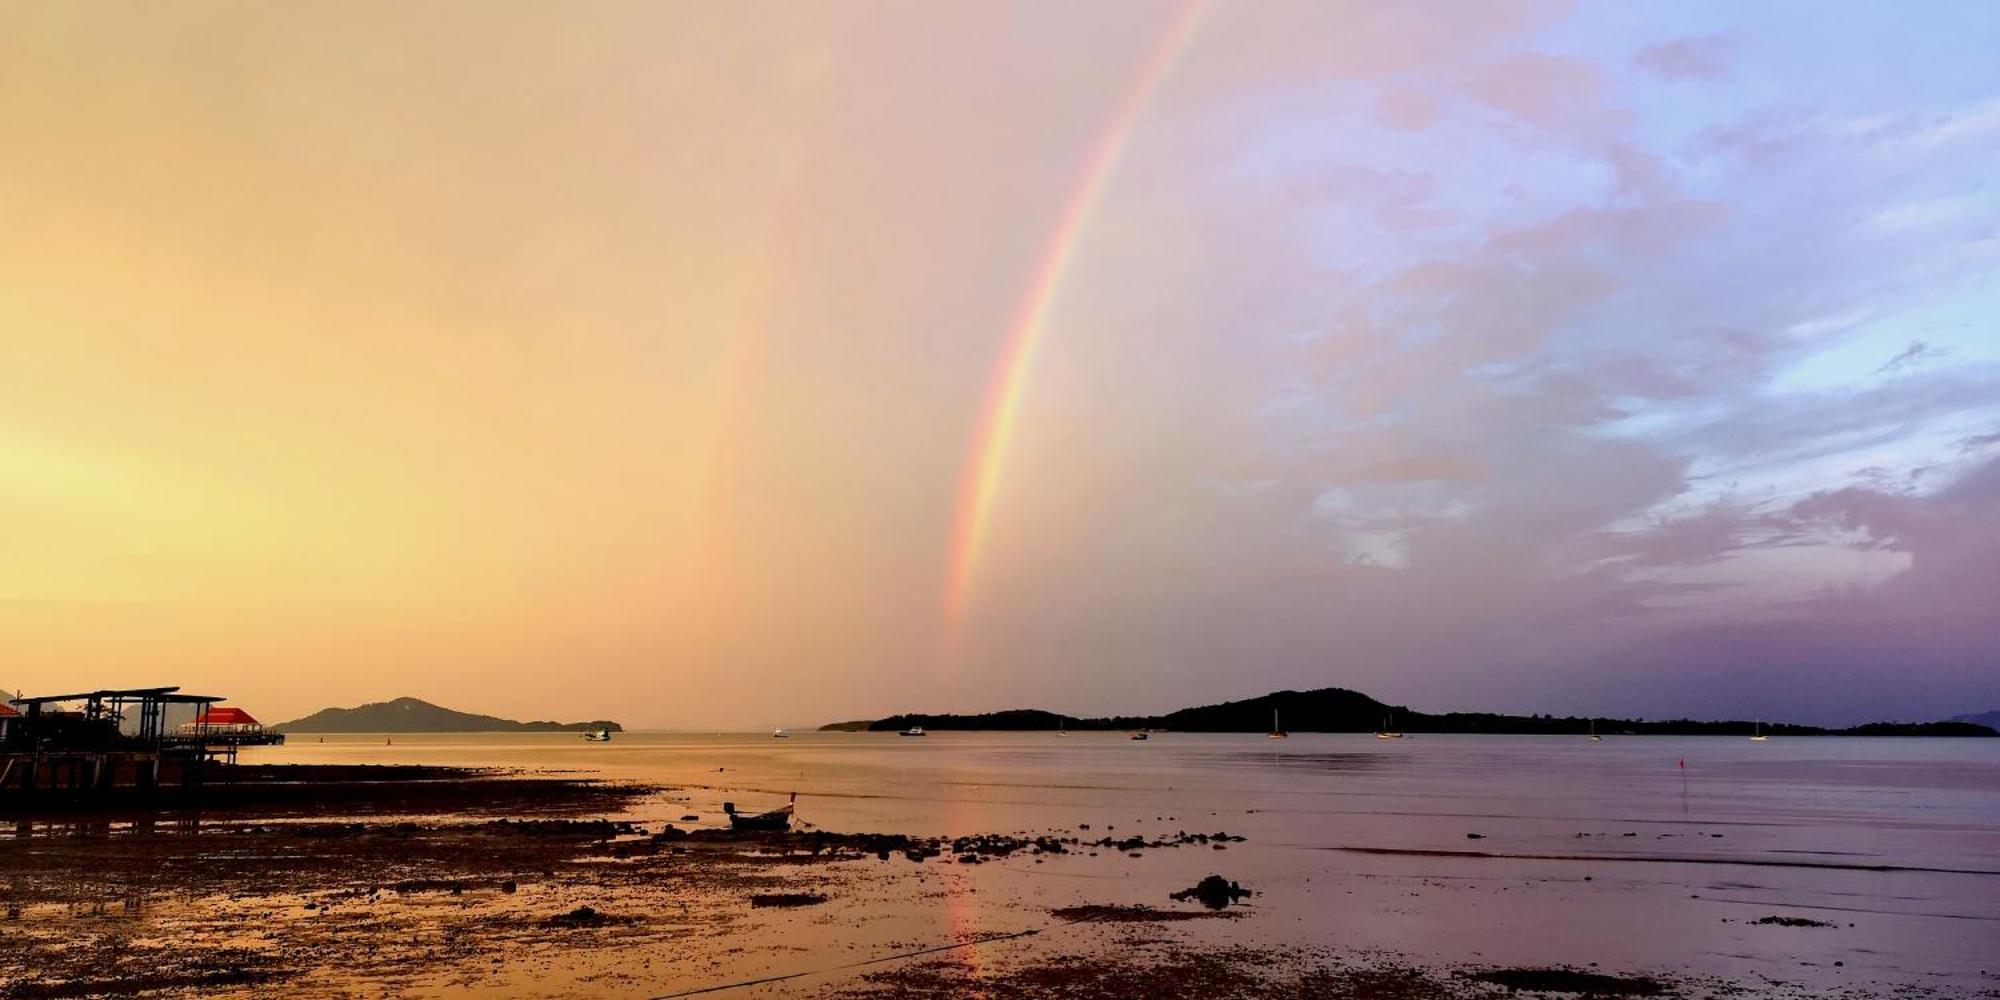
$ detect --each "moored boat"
[724,793,795,831]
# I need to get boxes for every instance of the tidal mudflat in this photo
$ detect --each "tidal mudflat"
[2,733,1995,998]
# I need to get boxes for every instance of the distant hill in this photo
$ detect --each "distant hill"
[275,697,620,734]
[827,687,1999,737]
[1950,709,2000,729]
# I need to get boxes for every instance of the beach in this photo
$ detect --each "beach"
[3,733,1996,998]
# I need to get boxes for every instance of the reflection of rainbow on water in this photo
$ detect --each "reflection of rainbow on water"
[941,789,989,988]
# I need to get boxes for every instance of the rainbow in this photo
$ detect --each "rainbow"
[943,0,1209,645]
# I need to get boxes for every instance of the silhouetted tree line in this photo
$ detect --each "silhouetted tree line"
[830,688,1996,737]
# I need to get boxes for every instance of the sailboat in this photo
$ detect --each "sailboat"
[1267,708,1287,739]
[1751,719,1769,742]
[1375,714,1403,739]
[1589,719,1601,742]
[1057,718,1068,737]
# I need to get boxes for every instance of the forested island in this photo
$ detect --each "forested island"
[275,697,622,734]
[822,687,1996,737]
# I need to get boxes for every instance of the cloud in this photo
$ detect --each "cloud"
[1875,340,1944,374]
[967,6,2000,724]
[1633,35,1731,81]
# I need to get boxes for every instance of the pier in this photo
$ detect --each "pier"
[0,686,284,802]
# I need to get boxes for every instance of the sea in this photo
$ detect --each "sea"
[257,731,2000,996]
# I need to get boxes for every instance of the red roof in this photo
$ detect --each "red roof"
[195,706,259,726]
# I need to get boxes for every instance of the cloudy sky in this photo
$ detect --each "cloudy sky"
[3,1,1995,727]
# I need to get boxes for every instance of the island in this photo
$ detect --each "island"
[274,697,622,734]
[1950,708,2000,729]
[823,687,1998,737]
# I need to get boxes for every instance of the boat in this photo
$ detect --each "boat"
[1057,718,1068,737]
[771,728,789,739]
[1267,708,1287,739]
[1751,720,1769,742]
[582,729,612,742]
[724,793,795,832]
[1589,720,1601,742]
[1375,714,1403,739]
[901,726,926,737]
[1130,731,1149,741]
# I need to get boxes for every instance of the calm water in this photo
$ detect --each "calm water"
[257,732,2000,994]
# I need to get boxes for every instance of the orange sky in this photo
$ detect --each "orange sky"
[1,3,1171,725]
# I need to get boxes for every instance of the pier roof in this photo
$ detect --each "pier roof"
[195,707,259,726]
[11,687,222,705]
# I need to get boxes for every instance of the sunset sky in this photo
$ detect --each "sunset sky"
[3,1,1996,727]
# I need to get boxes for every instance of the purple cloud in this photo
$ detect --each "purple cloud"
[1633,35,1732,81]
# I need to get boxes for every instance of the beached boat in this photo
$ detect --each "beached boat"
[901,726,926,737]
[1267,709,1287,739]
[724,793,795,832]
[582,729,612,742]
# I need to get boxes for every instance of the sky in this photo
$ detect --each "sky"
[2,1,1996,728]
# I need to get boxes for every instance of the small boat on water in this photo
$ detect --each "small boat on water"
[582,729,612,742]
[901,726,926,737]
[771,728,789,738]
[1375,714,1403,739]
[1267,709,1287,739]
[1058,719,1068,737]
[1130,731,1149,741]
[1589,720,1601,742]
[724,793,795,832]
[1751,720,1769,742]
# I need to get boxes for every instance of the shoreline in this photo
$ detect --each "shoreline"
[0,782,1692,1000]
[0,763,643,821]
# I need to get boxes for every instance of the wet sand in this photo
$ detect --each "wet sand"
[0,804,1692,999]
[3,736,1997,997]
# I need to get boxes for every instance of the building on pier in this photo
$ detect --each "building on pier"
[0,686,283,798]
